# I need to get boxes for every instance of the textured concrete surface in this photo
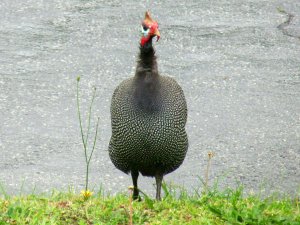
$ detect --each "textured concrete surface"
[0,0,299,197]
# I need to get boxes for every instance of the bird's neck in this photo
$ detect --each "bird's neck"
[135,41,158,77]
[134,42,160,112]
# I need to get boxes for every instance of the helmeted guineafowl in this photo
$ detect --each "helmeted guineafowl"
[109,11,188,200]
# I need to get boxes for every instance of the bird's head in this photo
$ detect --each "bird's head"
[140,11,160,48]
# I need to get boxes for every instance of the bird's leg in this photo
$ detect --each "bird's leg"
[131,170,140,200]
[155,173,163,201]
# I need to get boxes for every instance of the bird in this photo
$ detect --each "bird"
[108,11,188,200]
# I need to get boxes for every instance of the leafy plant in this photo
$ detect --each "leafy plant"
[76,76,100,194]
[0,186,299,224]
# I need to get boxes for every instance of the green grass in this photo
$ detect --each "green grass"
[0,186,299,225]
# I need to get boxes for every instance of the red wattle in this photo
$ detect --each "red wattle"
[140,36,150,46]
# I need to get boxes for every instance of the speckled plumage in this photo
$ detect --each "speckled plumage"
[109,74,188,176]
[109,18,188,200]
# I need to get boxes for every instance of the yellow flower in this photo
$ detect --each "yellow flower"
[208,151,215,159]
[81,189,93,199]
[128,186,134,191]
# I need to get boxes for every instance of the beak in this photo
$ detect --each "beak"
[154,29,160,42]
